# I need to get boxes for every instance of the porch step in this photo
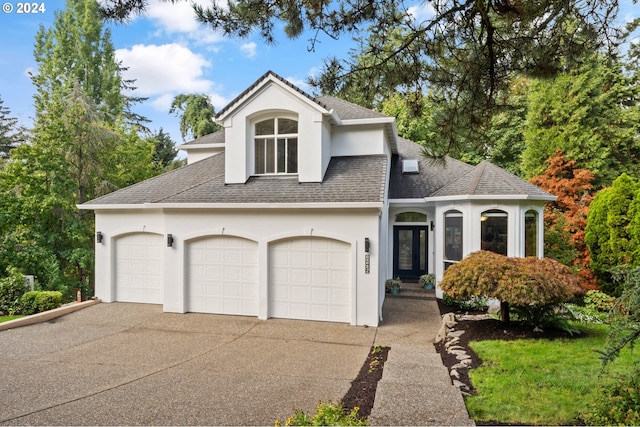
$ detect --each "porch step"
[387,282,437,300]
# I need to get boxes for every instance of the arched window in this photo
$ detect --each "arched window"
[524,210,538,257]
[255,117,298,174]
[444,210,463,262]
[396,212,427,222]
[481,209,508,255]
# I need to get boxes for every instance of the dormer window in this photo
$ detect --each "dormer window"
[255,117,298,174]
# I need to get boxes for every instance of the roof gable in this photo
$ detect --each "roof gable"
[215,71,331,122]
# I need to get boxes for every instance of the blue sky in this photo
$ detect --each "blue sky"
[0,0,637,147]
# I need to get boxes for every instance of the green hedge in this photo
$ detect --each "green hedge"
[21,291,63,315]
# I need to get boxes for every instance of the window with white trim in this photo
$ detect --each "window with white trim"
[481,209,508,255]
[524,210,538,257]
[444,210,463,263]
[255,117,298,175]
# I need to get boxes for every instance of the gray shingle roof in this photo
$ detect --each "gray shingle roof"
[315,96,387,120]
[430,160,554,198]
[82,153,387,206]
[180,130,224,146]
[389,137,474,198]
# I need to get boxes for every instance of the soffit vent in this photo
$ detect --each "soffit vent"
[402,159,419,174]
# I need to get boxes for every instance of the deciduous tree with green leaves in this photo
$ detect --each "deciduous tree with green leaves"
[0,0,154,296]
[170,93,221,141]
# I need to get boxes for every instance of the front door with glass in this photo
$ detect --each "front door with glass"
[393,226,428,281]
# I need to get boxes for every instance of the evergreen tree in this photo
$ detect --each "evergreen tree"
[585,174,640,294]
[148,128,179,169]
[100,0,624,155]
[0,95,26,160]
[522,56,640,186]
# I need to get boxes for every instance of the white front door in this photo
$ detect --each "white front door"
[269,237,351,323]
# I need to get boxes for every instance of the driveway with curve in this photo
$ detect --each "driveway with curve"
[0,302,376,425]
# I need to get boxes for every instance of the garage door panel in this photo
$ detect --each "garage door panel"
[187,236,258,316]
[269,237,351,323]
[115,233,164,305]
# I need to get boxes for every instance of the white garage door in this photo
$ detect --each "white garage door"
[269,237,351,323]
[187,236,258,316]
[114,233,164,304]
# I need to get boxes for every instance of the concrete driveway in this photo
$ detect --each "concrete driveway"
[0,302,377,425]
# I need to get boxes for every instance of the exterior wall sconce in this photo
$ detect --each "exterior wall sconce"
[167,234,174,247]
[364,237,370,253]
[430,221,434,231]
[96,231,103,244]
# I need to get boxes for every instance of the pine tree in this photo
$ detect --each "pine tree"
[0,95,25,159]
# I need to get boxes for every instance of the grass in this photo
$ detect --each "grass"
[0,314,25,323]
[465,323,636,425]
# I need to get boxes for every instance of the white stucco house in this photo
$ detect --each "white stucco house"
[79,71,555,327]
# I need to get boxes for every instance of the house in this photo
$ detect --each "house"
[79,71,555,327]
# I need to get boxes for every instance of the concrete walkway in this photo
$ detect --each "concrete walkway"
[370,295,475,426]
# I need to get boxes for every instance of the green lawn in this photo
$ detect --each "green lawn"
[0,314,25,323]
[465,323,636,425]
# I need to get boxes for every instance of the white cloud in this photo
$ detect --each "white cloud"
[116,43,213,97]
[208,92,232,111]
[145,0,225,45]
[240,42,257,58]
[407,3,435,22]
[150,93,176,112]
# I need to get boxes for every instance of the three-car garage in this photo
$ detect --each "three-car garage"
[111,234,352,323]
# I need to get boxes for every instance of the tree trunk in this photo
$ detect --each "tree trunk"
[500,301,510,323]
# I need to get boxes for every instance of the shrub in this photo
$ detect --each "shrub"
[442,294,488,312]
[0,267,29,315]
[584,290,616,313]
[276,402,367,426]
[586,367,640,426]
[563,303,608,324]
[20,291,63,315]
[439,251,584,324]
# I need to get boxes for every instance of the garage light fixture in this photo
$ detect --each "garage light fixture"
[364,237,370,253]
[96,231,103,244]
[167,234,174,247]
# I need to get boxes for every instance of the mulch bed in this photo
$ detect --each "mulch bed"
[341,300,580,422]
[341,345,390,418]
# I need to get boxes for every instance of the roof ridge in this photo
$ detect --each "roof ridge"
[482,161,528,194]
[467,161,487,194]
[215,71,329,118]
